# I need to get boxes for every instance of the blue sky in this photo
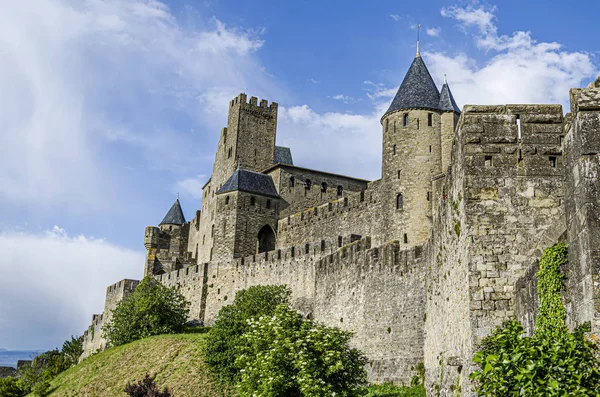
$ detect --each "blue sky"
[0,0,598,350]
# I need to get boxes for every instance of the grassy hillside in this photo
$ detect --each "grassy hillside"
[35,333,232,397]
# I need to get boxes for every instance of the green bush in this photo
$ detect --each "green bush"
[236,304,368,397]
[61,335,83,367]
[204,284,291,383]
[103,277,190,347]
[470,243,600,396]
[363,382,426,397]
[0,377,26,397]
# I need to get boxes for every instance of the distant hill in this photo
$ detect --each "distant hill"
[33,334,232,397]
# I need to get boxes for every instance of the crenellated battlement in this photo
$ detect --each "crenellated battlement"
[229,93,278,113]
[105,279,139,298]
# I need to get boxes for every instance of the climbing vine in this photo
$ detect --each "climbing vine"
[535,242,568,339]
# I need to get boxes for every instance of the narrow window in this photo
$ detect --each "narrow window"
[289,176,295,187]
[403,234,408,244]
[397,170,401,179]
[291,247,295,258]
[228,147,232,158]
[393,120,396,133]
[225,196,230,205]
[287,216,290,225]
[202,235,205,245]
[338,236,343,247]
[305,179,312,189]
[484,156,493,167]
[223,130,227,145]
[428,113,432,126]
[385,119,389,132]
[254,149,257,157]
[266,199,272,209]
[321,240,326,252]
[360,191,365,202]
[344,197,348,206]
[518,149,523,164]
[393,144,397,155]
[211,224,214,237]
[396,193,403,210]
[305,243,310,254]
[417,119,420,129]
[429,145,432,153]
[169,225,172,231]
[516,114,522,139]
[321,182,328,193]
[549,156,557,168]
[403,113,409,126]
[337,185,343,196]
[210,248,213,261]
[250,196,256,206]
[427,192,431,201]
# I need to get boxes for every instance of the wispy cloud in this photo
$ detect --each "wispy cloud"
[0,227,143,350]
[328,94,358,104]
[426,27,441,37]
[389,14,402,22]
[307,78,320,84]
[175,174,209,199]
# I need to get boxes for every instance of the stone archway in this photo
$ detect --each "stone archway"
[257,225,276,253]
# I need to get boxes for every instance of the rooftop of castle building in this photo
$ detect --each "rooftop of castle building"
[159,199,186,225]
[274,146,294,166]
[439,81,461,113]
[217,167,280,198]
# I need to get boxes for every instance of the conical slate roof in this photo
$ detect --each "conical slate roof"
[217,168,279,198]
[439,82,461,113]
[274,146,294,166]
[384,56,441,117]
[159,199,186,225]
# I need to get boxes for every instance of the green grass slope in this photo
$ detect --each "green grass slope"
[36,334,231,397]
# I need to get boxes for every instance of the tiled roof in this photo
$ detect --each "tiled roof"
[439,82,461,113]
[159,199,186,225]
[217,168,279,198]
[384,56,441,116]
[274,146,294,165]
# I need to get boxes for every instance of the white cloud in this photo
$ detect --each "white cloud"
[329,94,358,104]
[389,14,401,22]
[0,228,143,350]
[307,78,320,84]
[175,174,209,199]
[430,3,597,109]
[426,27,441,37]
[0,0,276,208]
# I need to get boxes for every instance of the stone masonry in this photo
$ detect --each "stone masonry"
[80,46,600,396]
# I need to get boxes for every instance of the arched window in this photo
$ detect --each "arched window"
[396,193,403,210]
[321,182,328,193]
[266,199,272,209]
[305,179,312,189]
[250,196,256,206]
[393,144,397,155]
[337,185,343,196]
[289,176,295,187]
[225,196,230,205]
[403,113,409,126]
[257,225,276,253]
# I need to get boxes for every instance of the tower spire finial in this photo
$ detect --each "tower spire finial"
[416,23,421,57]
[444,74,447,84]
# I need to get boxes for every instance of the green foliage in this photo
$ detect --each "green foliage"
[61,335,83,368]
[471,243,600,396]
[470,320,600,396]
[363,383,425,397]
[535,242,568,339]
[205,284,291,383]
[0,377,26,397]
[103,277,190,347]
[236,304,368,397]
[31,379,51,397]
[453,221,461,237]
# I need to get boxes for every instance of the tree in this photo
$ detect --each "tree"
[236,304,368,397]
[103,277,190,347]
[124,373,171,397]
[61,335,83,367]
[0,377,26,397]
[204,285,291,383]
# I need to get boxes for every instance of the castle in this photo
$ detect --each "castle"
[80,43,600,395]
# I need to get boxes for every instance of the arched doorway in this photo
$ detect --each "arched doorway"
[257,225,276,253]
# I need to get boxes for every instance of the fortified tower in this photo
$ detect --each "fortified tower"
[380,43,459,246]
[193,94,279,263]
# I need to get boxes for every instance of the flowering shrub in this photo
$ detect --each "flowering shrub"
[235,304,367,397]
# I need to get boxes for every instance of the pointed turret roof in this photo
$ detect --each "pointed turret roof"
[384,56,441,117]
[217,168,279,198]
[159,199,186,225]
[439,79,461,113]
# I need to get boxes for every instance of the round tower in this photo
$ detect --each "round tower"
[380,46,459,246]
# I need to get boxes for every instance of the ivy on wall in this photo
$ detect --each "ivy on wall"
[534,242,568,339]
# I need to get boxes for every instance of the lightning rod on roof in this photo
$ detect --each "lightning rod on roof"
[416,23,421,57]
